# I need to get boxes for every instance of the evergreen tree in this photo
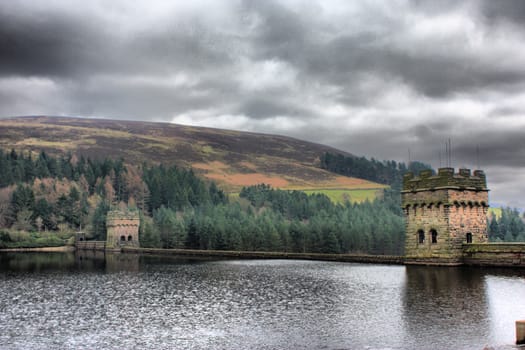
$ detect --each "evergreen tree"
[139,214,161,248]
[153,206,179,248]
[185,218,200,249]
[11,184,35,215]
[34,198,55,231]
[92,201,110,240]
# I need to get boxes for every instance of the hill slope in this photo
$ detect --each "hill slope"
[0,116,386,195]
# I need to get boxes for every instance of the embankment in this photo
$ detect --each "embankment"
[6,243,525,268]
[0,246,75,253]
[463,243,525,267]
[121,247,405,265]
[75,241,106,251]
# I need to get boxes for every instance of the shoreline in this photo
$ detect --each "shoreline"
[122,247,405,264]
[4,245,524,268]
[0,246,76,253]
[0,245,405,264]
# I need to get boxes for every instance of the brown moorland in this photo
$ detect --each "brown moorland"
[0,116,386,193]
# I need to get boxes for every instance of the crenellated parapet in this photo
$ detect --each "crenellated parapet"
[402,168,489,209]
[403,167,487,192]
[106,210,141,227]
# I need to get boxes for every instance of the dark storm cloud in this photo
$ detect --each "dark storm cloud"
[241,0,312,61]
[379,51,525,98]
[128,22,238,74]
[489,106,525,118]
[479,0,525,25]
[0,7,109,78]
[453,131,525,168]
[244,1,525,98]
[239,98,311,119]
[0,2,238,80]
[64,79,212,118]
[409,0,462,13]
[411,0,525,26]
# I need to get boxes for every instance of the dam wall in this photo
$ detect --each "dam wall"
[120,244,525,268]
[75,241,106,251]
[463,243,525,267]
[121,247,406,265]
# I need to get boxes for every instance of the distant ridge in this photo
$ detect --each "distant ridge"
[0,116,385,193]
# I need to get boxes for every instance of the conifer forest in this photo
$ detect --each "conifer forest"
[0,150,521,251]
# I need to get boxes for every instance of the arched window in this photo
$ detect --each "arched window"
[430,229,438,244]
[128,235,132,241]
[120,235,126,241]
[418,229,425,244]
[466,232,472,244]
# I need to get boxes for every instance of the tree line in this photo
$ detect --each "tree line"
[320,151,525,243]
[320,152,432,189]
[488,208,525,242]
[0,149,226,246]
[141,185,405,255]
[0,149,405,253]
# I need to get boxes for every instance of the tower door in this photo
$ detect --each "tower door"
[466,232,472,244]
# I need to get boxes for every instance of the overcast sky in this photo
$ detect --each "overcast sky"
[1,0,525,207]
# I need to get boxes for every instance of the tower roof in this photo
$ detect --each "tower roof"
[106,209,140,221]
[402,168,487,192]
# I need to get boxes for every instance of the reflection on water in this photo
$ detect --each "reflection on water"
[402,266,490,349]
[0,252,524,349]
[76,250,141,272]
[486,272,525,344]
[0,252,77,273]
[402,266,525,349]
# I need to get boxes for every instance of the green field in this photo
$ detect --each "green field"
[302,189,381,204]
[229,188,382,204]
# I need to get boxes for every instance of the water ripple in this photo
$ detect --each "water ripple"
[0,254,524,349]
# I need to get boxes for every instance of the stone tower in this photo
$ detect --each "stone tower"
[401,168,489,265]
[105,209,140,250]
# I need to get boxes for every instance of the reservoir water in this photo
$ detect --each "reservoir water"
[1,252,524,349]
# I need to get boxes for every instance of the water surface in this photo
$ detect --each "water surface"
[1,252,524,349]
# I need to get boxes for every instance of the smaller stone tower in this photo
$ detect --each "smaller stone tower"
[402,168,489,265]
[105,209,140,250]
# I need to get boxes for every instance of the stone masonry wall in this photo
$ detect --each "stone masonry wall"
[75,241,106,250]
[106,210,140,249]
[402,168,489,265]
[463,243,525,267]
[403,168,487,192]
[404,203,454,261]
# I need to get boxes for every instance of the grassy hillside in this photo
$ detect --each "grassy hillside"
[0,116,386,198]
